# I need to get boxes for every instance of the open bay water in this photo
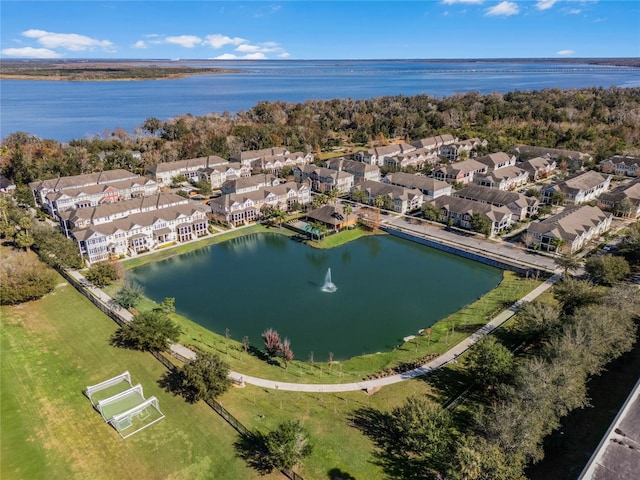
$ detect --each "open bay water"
[126,232,503,360]
[2,59,639,141]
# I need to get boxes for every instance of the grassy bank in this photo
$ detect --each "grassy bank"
[1,270,435,479]
[1,275,273,480]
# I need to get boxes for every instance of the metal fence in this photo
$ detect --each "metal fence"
[64,269,305,480]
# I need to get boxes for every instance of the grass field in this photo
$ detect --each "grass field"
[1,275,278,480]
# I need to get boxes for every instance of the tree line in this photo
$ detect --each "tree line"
[352,276,639,479]
[2,87,639,187]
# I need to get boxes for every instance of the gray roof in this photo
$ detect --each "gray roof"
[475,166,528,183]
[476,152,514,168]
[599,177,640,204]
[454,185,537,209]
[545,171,609,196]
[384,172,450,192]
[434,159,487,176]
[355,180,423,202]
[147,156,226,174]
[601,155,640,167]
[324,158,379,174]
[527,205,611,243]
[29,169,138,192]
[46,177,157,202]
[61,192,188,223]
[306,205,347,226]
[232,147,289,162]
[433,196,512,223]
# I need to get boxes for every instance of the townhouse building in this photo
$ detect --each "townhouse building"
[473,166,529,191]
[44,176,159,216]
[513,145,592,171]
[323,157,381,182]
[353,143,416,166]
[351,180,424,214]
[71,202,210,263]
[520,156,557,181]
[439,138,487,161]
[230,147,290,167]
[597,177,640,218]
[198,162,251,189]
[600,155,640,177]
[410,134,457,151]
[221,174,280,195]
[525,205,613,253]
[541,171,611,204]
[382,172,452,200]
[29,169,140,210]
[248,151,314,174]
[432,159,488,185]
[58,192,189,236]
[293,165,354,194]
[209,181,311,226]
[146,156,227,184]
[453,185,539,221]
[432,196,514,236]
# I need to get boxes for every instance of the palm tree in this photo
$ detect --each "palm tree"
[273,207,286,228]
[554,251,581,277]
[327,188,339,205]
[342,203,353,225]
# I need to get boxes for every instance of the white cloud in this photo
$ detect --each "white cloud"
[212,52,268,60]
[133,40,147,49]
[1,46,61,58]
[485,1,519,16]
[165,35,202,48]
[556,49,575,55]
[243,53,267,60]
[567,8,581,14]
[22,29,114,52]
[212,53,238,60]
[442,0,483,4]
[536,0,558,10]
[277,52,291,58]
[203,34,247,49]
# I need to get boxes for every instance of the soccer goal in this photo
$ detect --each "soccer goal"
[85,371,132,406]
[96,384,146,422]
[108,396,165,439]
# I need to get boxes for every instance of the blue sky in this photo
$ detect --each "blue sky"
[1,1,638,60]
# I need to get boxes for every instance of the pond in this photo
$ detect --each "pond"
[127,233,503,360]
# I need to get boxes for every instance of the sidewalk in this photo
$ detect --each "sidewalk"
[224,273,561,393]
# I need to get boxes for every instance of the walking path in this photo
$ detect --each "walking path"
[68,266,561,393]
[221,273,562,393]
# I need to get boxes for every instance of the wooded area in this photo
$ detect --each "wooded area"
[1,87,639,186]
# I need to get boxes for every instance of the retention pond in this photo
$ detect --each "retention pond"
[127,233,503,360]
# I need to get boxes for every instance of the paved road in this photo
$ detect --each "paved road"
[382,214,559,273]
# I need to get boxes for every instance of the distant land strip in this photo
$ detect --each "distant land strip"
[0,61,242,81]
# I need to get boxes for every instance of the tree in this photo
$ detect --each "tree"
[465,336,514,390]
[554,251,581,276]
[0,250,57,305]
[553,277,602,316]
[350,188,367,204]
[179,351,232,403]
[262,420,313,472]
[114,281,143,309]
[157,296,176,315]
[386,396,458,478]
[111,310,180,351]
[281,338,294,369]
[84,261,121,287]
[194,179,212,196]
[524,188,541,200]
[549,190,565,206]
[585,254,631,286]
[31,224,84,269]
[14,229,34,250]
[262,328,281,358]
[470,212,492,237]
[342,203,353,224]
[326,188,339,205]
[422,202,443,222]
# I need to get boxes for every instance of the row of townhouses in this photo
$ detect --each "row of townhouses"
[209,181,311,226]
[72,200,210,263]
[145,149,314,187]
[525,205,613,254]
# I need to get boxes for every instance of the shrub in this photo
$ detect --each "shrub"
[0,249,58,305]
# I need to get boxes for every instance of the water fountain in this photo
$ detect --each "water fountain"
[321,268,337,293]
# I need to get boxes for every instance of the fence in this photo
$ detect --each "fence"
[63,268,305,480]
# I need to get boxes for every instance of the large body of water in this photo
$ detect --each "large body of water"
[2,59,639,141]
[127,232,502,360]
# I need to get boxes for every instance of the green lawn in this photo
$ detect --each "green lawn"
[1,275,277,480]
